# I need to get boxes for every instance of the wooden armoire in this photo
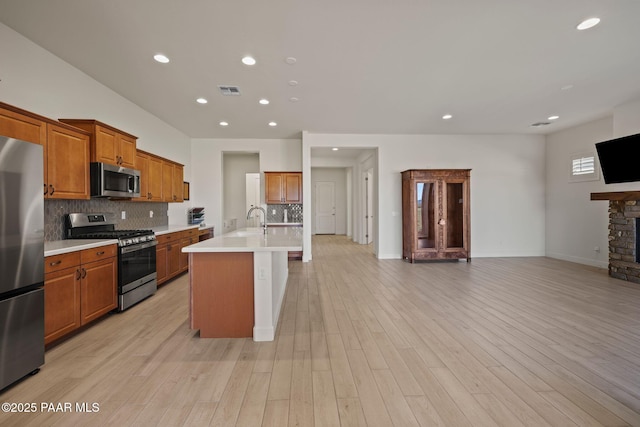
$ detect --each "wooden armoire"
[402,169,471,262]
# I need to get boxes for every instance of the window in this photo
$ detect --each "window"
[569,152,599,182]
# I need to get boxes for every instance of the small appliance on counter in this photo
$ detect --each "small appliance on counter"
[188,207,205,225]
[1,136,45,391]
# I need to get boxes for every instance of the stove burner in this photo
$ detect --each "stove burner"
[65,213,155,247]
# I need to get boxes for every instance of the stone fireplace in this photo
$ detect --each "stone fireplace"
[592,191,640,284]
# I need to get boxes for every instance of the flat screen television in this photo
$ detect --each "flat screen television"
[595,133,640,184]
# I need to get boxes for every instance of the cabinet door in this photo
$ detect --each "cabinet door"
[44,267,81,345]
[80,257,117,325]
[415,180,439,253]
[162,161,174,202]
[46,124,91,199]
[148,154,163,201]
[284,173,302,203]
[118,133,137,168]
[172,164,184,202]
[179,237,191,272]
[94,125,119,166]
[133,151,149,201]
[265,173,284,203]
[156,244,168,285]
[0,106,46,145]
[167,240,181,277]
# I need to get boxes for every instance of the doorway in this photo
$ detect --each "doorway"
[245,173,261,227]
[315,181,336,234]
[365,169,373,244]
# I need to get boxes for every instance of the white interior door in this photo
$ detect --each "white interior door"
[315,181,336,234]
[245,173,261,227]
[366,170,373,244]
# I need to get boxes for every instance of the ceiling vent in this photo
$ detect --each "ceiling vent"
[218,85,241,96]
[530,121,551,127]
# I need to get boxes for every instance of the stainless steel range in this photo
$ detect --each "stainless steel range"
[65,213,157,311]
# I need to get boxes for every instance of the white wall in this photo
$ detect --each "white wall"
[303,133,546,260]
[310,168,348,235]
[546,96,640,267]
[0,23,191,223]
[223,153,259,229]
[190,138,302,236]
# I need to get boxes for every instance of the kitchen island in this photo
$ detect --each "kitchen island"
[181,226,302,341]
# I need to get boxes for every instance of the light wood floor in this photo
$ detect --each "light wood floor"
[2,235,640,426]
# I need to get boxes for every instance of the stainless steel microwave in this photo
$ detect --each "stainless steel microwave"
[90,162,141,198]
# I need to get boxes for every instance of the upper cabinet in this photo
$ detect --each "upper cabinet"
[59,119,137,168]
[162,160,184,202]
[135,150,182,203]
[1,103,90,200]
[265,172,302,204]
[45,123,91,199]
[0,105,47,145]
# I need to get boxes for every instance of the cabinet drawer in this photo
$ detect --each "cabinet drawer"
[45,252,81,274]
[80,244,117,264]
[184,228,199,238]
[157,231,182,245]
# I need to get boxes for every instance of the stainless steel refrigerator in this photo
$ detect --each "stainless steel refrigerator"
[0,135,45,391]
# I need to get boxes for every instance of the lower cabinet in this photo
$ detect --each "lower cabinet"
[44,244,117,345]
[156,228,201,285]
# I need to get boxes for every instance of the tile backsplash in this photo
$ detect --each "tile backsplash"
[266,204,303,223]
[45,199,168,241]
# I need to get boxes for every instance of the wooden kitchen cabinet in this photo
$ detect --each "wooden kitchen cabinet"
[58,119,137,168]
[0,103,91,200]
[265,172,302,204]
[0,104,47,145]
[180,228,199,272]
[157,228,200,285]
[79,247,118,325]
[44,244,117,345]
[45,123,91,199]
[162,160,184,202]
[134,150,170,202]
[402,169,471,263]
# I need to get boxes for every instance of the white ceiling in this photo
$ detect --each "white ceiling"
[1,0,640,139]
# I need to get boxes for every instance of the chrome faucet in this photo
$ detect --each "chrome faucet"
[247,206,267,234]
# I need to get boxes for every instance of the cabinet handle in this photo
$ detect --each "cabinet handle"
[96,251,105,256]
[49,184,55,195]
[44,183,48,195]
[438,218,446,225]
[49,260,62,266]
[76,269,81,280]
[81,268,87,279]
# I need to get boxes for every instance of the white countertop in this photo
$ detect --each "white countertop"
[45,239,119,257]
[151,224,205,235]
[182,227,302,253]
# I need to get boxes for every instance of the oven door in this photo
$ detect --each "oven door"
[119,240,157,293]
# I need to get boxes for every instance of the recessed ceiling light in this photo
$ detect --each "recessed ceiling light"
[289,97,299,102]
[285,57,297,65]
[241,56,256,66]
[332,148,339,151]
[259,99,270,105]
[288,80,298,86]
[577,17,600,30]
[268,122,277,127]
[153,54,170,63]
[219,121,229,127]
[442,114,453,120]
[196,98,208,104]
[548,115,559,120]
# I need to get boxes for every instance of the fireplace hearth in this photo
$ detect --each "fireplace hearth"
[592,191,640,284]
